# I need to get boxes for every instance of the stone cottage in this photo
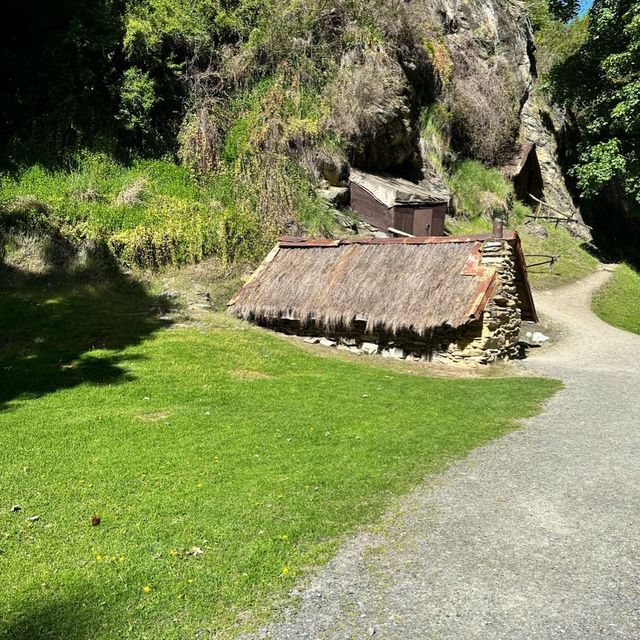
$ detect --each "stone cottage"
[228,230,537,364]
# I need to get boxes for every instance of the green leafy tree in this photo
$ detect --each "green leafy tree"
[548,0,580,22]
[525,0,589,78]
[551,0,640,204]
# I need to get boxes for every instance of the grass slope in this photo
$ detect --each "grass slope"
[0,152,335,270]
[593,264,640,335]
[0,269,559,640]
[519,225,599,290]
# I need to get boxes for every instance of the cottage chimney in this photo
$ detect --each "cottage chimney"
[492,214,504,239]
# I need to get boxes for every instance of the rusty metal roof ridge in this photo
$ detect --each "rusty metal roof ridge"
[279,232,517,247]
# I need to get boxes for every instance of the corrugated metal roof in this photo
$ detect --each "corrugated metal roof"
[349,170,449,208]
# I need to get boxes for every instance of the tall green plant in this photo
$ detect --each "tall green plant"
[550,0,640,204]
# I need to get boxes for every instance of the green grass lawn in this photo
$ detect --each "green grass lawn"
[0,266,559,640]
[593,264,640,335]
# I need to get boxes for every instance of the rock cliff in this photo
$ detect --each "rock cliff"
[327,0,589,238]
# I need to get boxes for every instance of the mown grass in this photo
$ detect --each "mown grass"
[0,267,559,640]
[593,264,640,335]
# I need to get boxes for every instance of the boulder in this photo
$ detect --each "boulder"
[531,331,549,343]
[314,150,348,186]
[524,223,548,238]
[381,347,406,359]
[317,186,350,208]
[361,342,379,355]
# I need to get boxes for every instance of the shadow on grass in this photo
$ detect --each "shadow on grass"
[1,589,108,640]
[0,253,175,412]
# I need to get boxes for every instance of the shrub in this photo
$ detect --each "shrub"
[449,56,520,164]
[108,198,220,269]
[216,205,264,266]
[524,0,588,79]
[423,36,453,85]
[449,159,513,219]
[178,101,228,177]
[219,79,336,242]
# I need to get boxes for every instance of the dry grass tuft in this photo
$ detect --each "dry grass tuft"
[322,47,408,147]
[449,53,520,164]
[1,233,52,273]
[178,102,228,176]
[231,368,274,381]
[4,195,50,217]
[115,178,147,206]
[76,188,104,203]
[137,412,170,422]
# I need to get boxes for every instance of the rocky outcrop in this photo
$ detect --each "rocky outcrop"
[322,47,425,175]
[519,92,592,240]
[323,1,537,176]
[437,0,535,99]
[316,0,588,241]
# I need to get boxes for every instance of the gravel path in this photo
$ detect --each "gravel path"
[251,268,640,640]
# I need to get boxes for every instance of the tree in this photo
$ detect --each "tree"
[550,0,640,205]
[548,0,580,22]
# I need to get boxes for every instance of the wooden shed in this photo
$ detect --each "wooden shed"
[349,170,449,236]
[229,232,536,364]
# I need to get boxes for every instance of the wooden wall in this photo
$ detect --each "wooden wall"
[350,181,446,236]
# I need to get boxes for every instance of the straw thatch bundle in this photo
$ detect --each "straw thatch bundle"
[229,237,499,336]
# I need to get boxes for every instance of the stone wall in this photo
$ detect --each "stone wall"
[449,238,523,362]
[274,322,487,365]
[256,238,523,365]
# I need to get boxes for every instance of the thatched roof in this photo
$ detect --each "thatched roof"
[229,233,536,335]
[349,170,448,208]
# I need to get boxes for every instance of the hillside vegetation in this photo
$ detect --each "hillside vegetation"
[0,151,334,270]
[3,0,606,273]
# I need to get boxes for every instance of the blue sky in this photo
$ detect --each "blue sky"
[580,0,593,16]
